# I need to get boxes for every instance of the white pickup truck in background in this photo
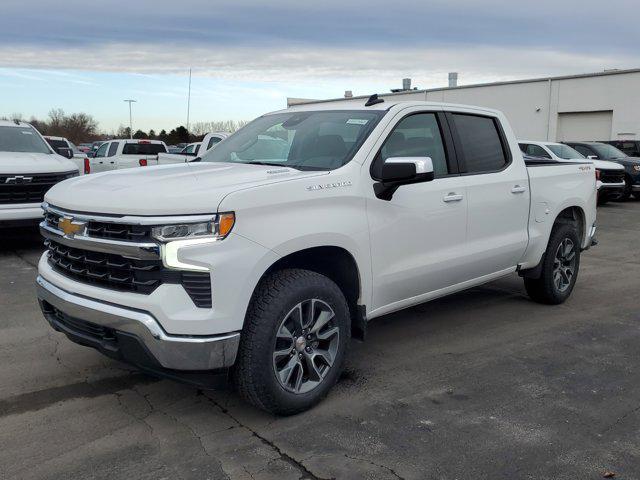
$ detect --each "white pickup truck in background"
[37,99,597,414]
[88,139,168,173]
[44,135,89,175]
[0,121,78,227]
[157,132,230,165]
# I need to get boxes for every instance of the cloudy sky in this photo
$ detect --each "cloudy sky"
[1,0,638,132]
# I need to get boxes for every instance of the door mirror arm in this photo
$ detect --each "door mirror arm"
[373,157,435,201]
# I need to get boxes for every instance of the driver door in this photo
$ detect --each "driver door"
[366,109,468,316]
[90,142,111,173]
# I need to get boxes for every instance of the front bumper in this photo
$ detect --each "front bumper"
[0,203,43,224]
[37,276,240,372]
[598,181,625,193]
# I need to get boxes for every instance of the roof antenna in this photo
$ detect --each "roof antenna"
[365,94,384,107]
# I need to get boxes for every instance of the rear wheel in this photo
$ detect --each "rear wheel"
[234,269,350,415]
[525,223,581,305]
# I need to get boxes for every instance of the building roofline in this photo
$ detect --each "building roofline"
[291,68,640,106]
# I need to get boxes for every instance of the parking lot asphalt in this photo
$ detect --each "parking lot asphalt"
[1,201,639,480]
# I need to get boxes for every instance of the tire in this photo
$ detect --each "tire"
[234,268,350,415]
[524,223,581,305]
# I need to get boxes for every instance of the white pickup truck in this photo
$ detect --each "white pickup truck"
[44,135,89,175]
[88,139,168,173]
[157,132,230,165]
[0,121,78,227]
[36,99,597,414]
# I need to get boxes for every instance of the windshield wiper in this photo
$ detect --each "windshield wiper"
[244,161,300,170]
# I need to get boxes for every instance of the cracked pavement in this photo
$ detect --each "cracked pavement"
[1,201,640,479]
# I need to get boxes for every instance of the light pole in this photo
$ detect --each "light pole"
[123,99,136,139]
[186,68,192,134]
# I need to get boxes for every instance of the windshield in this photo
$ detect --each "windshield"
[591,143,627,159]
[546,144,585,159]
[0,126,52,154]
[200,110,384,170]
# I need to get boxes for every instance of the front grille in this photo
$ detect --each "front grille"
[44,211,152,242]
[600,170,625,184]
[47,239,166,294]
[0,171,77,205]
[45,238,212,307]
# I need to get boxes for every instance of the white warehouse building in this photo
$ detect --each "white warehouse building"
[288,68,640,142]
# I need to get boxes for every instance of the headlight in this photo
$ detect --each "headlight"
[157,213,235,272]
[152,213,235,242]
[633,165,640,171]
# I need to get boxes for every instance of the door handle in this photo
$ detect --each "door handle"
[511,185,527,194]
[443,193,464,203]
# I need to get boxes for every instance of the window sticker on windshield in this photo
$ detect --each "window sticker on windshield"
[346,119,369,125]
[21,131,33,135]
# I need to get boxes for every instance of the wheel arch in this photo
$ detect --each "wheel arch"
[520,205,586,280]
[251,245,367,340]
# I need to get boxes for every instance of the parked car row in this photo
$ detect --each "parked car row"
[519,140,640,203]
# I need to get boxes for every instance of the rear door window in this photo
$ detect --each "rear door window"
[450,113,509,174]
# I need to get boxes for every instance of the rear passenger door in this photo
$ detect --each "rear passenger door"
[367,109,469,313]
[447,111,530,278]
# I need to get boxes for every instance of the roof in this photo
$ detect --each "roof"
[0,120,33,128]
[293,67,640,106]
[276,99,504,117]
[520,140,564,146]
[114,139,165,144]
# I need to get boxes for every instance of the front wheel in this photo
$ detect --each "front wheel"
[524,223,581,305]
[234,269,350,415]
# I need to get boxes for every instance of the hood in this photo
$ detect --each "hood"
[45,162,326,215]
[589,159,625,171]
[0,151,78,174]
[610,156,640,167]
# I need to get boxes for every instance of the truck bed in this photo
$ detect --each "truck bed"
[521,161,597,269]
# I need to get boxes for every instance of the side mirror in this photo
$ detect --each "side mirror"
[374,157,435,201]
[56,147,73,159]
[587,155,598,160]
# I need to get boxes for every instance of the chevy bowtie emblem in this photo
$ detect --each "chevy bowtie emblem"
[5,175,33,184]
[58,217,86,237]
